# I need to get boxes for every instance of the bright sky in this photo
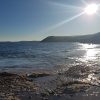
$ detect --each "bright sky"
[0,0,100,41]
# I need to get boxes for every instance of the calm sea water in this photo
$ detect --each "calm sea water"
[0,42,100,70]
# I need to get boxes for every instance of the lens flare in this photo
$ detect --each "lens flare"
[84,3,98,15]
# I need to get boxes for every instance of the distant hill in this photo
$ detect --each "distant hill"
[41,32,100,43]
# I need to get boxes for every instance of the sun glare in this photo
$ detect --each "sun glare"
[84,3,98,15]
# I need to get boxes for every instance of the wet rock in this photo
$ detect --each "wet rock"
[7,95,20,100]
[63,83,90,94]
[28,72,50,78]
[64,65,90,78]
[41,92,49,97]
[0,72,17,77]
[0,72,37,100]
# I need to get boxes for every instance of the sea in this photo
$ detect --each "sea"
[0,42,100,71]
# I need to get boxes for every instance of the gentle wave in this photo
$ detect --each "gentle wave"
[0,42,100,71]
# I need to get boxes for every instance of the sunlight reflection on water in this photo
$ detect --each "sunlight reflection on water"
[85,49,97,60]
[81,44,99,61]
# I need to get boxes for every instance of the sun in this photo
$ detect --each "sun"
[84,3,98,15]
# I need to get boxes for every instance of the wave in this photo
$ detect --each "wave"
[0,51,36,58]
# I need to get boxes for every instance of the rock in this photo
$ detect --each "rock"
[28,72,50,78]
[0,72,17,77]
[0,72,37,100]
[64,65,90,78]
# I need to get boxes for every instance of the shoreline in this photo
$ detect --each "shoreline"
[0,64,100,100]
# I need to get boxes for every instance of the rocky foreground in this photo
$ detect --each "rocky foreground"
[1,64,100,100]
